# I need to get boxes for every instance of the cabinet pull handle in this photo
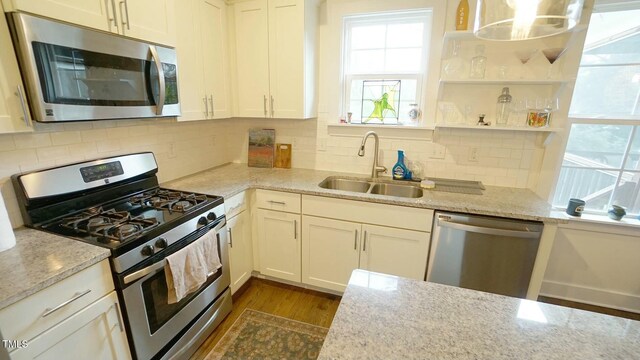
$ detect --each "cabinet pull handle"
[119,0,130,30]
[363,231,367,252]
[209,95,214,117]
[203,96,209,117]
[268,200,286,205]
[109,0,119,30]
[113,302,124,332]
[270,95,275,117]
[228,227,233,248]
[15,85,30,127]
[42,289,92,318]
[354,230,358,250]
[294,219,297,240]
[263,95,268,117]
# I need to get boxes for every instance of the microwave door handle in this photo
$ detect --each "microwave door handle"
[149,45,165,115]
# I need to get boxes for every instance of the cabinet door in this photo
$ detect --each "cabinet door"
[257,209,301,282]
[302,216,360,292]
[0,1,32,133]
[6,0,113,33]
[175,0,206,121]
[228,211,253,293]
[122,0,176,46]
[267,0,303,119]
[200,0,231,119]
[234,0,270,117]
[360,224,430,281]
[10,292,131,360]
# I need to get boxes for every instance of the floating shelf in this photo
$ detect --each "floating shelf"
[328,123,434,130]
[435,124,562,132]
[439,79,569,85]
[442,25,587,41]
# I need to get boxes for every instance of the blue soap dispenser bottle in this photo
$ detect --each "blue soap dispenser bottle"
[392,150,409,180]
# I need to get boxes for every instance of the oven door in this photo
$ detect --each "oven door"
[9,12,180,122]
[119,218,230,360]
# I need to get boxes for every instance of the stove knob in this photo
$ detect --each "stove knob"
[207,212,217,221]
[198,216,208,226]
[155,238,168,249]
[140,245,155,257]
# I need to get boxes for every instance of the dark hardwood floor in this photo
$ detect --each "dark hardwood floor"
[190,278,342,360]
[538,296,640,321]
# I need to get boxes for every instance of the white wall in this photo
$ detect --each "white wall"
[0,118,236,228]
[541,222,640,313]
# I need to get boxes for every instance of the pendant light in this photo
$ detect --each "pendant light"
[474,0,585,41]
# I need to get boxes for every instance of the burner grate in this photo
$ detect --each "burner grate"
[129,189,207,213]
[60,208,159,242]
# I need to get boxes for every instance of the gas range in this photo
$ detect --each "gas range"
[12,153,232,360]
[40,187,223,255]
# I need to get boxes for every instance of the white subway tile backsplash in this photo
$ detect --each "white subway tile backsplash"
[50,131,81,146]
[36,145,70,162]
[14,133,52,149]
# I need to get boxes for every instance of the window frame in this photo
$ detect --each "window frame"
[340,9,433,125]
[552,1,640,216]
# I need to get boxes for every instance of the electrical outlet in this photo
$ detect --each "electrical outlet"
[468,147,479,162]
[317,138,327,152]
[429,144,446,159]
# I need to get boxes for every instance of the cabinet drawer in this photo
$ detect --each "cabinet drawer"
[225,191,248,219]
[0,260,114,342]
[256,189,301,213]
[302,195,434,232]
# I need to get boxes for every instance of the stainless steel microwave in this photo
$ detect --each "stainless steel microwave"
[7,12,180,122]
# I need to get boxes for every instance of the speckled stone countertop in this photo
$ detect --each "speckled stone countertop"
[164,163,559,222]
[0,228,110,310]
[319,270,640,360]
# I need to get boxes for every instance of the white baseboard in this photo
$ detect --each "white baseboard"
[540,280,640,314]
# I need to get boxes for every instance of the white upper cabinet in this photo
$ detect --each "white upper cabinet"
[121,0,176,46]
[2,0,176,46]
[234,0,317,119]
[0,1,32,134]
[176,0,231,121]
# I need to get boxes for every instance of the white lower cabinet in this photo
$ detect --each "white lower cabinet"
[302,216,430,292]
[228,210,253,293]
[257,208,301,282]
[302,216,360,291]
[359,224,430,281]
[10,291,130,360]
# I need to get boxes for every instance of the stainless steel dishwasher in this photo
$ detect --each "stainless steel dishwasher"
[426,212,543,298]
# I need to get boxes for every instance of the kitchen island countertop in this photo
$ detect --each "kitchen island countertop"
[319,270,640,360]
[164,163,560,222]
[0,228,110,310]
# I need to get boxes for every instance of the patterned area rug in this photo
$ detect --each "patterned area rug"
[205,309,329,360]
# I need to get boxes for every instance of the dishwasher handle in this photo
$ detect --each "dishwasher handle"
[437,217,540,239]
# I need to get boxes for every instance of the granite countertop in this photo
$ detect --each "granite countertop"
[0,228,110,310]
[319,270,640,360]
[164,163,559,222]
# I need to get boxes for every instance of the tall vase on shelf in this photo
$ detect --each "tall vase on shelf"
[456,0,469,31]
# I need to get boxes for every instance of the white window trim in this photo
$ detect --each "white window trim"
[326,0,446,128]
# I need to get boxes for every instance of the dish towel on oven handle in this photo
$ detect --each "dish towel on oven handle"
[165,229,222,304]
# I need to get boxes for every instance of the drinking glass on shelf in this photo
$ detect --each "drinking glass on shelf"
[514,49,538,79]
[509,98,527,127]
[544,97,559,112]
[542,48,568,79]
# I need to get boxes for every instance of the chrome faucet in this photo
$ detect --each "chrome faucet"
[358,131,387,178]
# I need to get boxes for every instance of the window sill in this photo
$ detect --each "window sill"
[328,123,434,130]
[551,210,640,230]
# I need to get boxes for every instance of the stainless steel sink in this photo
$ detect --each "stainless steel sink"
[318,178,371,193]
[318,177,423,198]
[370,183,423,198]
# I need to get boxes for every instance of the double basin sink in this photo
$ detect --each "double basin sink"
[319,177,423,198]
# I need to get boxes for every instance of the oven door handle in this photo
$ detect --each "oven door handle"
[123,221,225,285]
